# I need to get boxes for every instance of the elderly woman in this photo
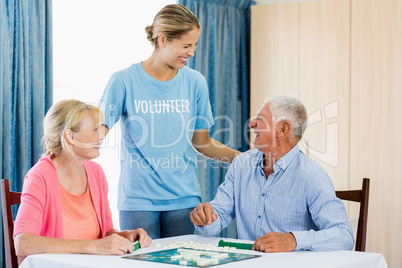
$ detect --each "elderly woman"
[13,100,151,263]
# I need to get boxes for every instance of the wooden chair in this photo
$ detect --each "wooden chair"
[335,178,370,252]
[1,179,22,268]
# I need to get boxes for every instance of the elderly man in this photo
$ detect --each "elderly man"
[190,96,354,252]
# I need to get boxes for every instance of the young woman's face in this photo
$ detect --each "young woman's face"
[161,27,200,69]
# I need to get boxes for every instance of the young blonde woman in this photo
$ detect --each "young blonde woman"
[13,100,151,263]
[100,4,241,239]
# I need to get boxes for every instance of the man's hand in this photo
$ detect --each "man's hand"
[252,232,296,253]
[190,202,217,226]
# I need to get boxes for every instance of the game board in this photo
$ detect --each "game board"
[123,247,261,267]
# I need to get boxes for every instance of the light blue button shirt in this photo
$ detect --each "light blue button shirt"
[197,146,354,251]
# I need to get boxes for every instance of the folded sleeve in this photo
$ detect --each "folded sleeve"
[196,158,237,236]
[292,169,355,251]
[13,175,46,237]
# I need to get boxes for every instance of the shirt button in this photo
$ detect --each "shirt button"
[258,215,261,219]
[262,193,265,197]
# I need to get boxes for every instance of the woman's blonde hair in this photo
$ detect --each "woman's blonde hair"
[42,99,104,156]
[145,4,200,47]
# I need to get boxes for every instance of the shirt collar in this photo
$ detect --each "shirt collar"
[257,150,264,169]
[257,145,300,172]
[275,145,300,171]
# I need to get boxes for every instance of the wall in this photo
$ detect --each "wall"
[350,0,402,266]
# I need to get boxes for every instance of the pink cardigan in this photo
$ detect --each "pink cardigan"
[13,155,113,239]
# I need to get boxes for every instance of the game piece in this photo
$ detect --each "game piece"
[163,241,220,251]
[218,240,254,250]
[133,240,141,251]
[126,240,141,254]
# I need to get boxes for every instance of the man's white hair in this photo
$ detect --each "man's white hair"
[265,96,308,139]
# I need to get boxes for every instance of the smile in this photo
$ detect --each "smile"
[178,57,188,63]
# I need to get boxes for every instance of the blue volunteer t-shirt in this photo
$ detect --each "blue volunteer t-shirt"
[100,63,214,211]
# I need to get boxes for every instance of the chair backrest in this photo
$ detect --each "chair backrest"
[1,179,22,268]
[335,178,370,252]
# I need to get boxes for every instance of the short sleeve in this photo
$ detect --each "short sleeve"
[99,74,126,129]
[194,76,214,130]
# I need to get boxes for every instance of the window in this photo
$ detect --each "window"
[53,0,174,228]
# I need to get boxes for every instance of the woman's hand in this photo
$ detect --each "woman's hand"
[15,232,139,258]
[112,228,152,249]
[126,228,152,248]
[91,233,135,255]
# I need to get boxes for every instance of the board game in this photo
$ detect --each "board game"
[123,247,261,267]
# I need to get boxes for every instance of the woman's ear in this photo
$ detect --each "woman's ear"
[64,129,74,144]
[158,33,167,48]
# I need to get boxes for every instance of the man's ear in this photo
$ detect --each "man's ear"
[276,121,291,138]
[158,33,167,48]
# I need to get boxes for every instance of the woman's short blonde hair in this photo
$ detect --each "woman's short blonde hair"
[42,99,104,156]
[145,4,200,47]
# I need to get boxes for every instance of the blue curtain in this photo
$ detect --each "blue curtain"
[0,0,52,266]
[178,0,254,238]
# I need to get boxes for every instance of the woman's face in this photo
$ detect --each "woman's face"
[161,27,200,69]
[70,113,105,160]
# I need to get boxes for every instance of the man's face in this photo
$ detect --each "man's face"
[249,102,277,151]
